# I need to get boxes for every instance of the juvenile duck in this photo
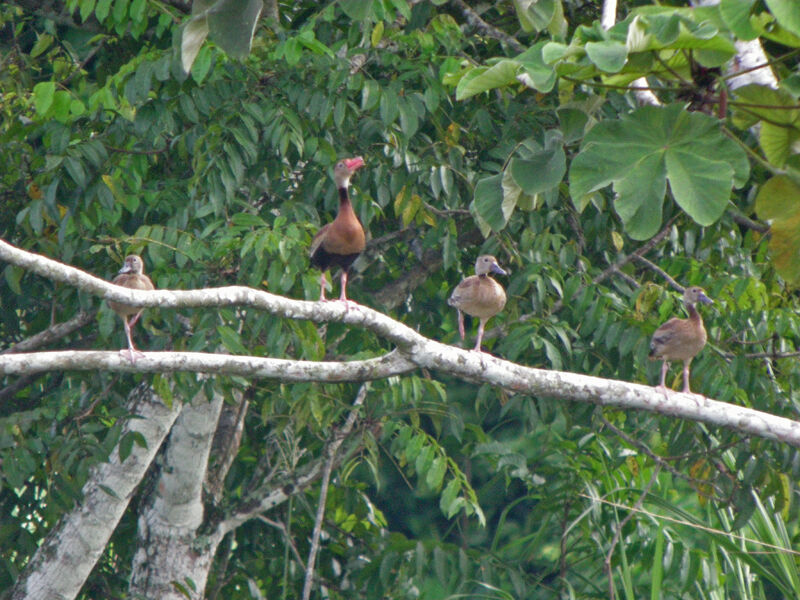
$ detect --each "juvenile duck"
[448,255,507,352]
[309,157,366,303]
[649,286,712,394]
[108,255,154,363]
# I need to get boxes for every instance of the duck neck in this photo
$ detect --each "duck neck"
[686,301,701,322]
[338,186,354,214]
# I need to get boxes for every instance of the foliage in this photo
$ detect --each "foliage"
[2,0,800,598]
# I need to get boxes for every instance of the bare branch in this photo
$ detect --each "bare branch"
[450,0,525,53]
[3,239,800,450]
[2,310,96,354]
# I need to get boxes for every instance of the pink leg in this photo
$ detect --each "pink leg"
[457,311,465,340]
[128,310,143,328]
[120,318,144,364]
[339,270,349,302]
[681,361,692,394]
[319,272,328,301]
[656,360,671,396]
[473,319,486,352]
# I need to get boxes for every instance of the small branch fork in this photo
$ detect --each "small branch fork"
[2,239,800,449]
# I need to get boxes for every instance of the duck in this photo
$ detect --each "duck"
[309,157,366,303]
[108,255,154,363]
[649,286,713,394]
[448,255,507,352]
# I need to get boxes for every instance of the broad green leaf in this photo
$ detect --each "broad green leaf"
[765,0,800,38]
[570,104,748,239]
[512,0,556,33]
[508,139,566,195]
[456,60,519,101]
[755,176,800,284]
[33,81,55,115]
[515,42,556,92]
[585,41,627,73]
[719,0,758,40]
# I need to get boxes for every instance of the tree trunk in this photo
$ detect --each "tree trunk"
[10,383,181,600]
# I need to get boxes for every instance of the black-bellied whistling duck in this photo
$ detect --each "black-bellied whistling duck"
[649,286,713,394]
[108,255,154,363]
[309,157,366,302]
[448,255,507,352]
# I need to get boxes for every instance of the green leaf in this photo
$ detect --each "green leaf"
[764,0,800,38]
[515,42,557,92]
[512,0,556,33]
[585,41,627,73]
[456,60,519,101]
[755,176,800,284]
[426,456,446,490]
[207,0,263,59]
[473,174,507,231]
[181,16,209,73]
[33,81,55,115]
[217,325,249,354]
[719,0,758,40]
[508,135,566,194]
[570,104,749,239]
[340,0,373,20]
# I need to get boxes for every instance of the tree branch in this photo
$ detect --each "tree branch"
[2,310,96,354]
[450,0,525,53]
[3,239,800,450]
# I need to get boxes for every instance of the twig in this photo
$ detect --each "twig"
[259,516,306,568]
[600,416,724,500]
[2,310,96,354]
[450,0,525,53]
[631,255,683,292]
[301,384,368,600]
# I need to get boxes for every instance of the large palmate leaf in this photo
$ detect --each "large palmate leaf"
[570,104,749,240]
[181,0,263,72]
[756,176,800,285]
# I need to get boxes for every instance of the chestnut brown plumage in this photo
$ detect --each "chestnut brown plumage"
[649,286,712,393]
[448,255,507,352]
[108,255,154,363]
[310,157,366,302]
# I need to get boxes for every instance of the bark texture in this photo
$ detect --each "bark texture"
[10,384,181,600]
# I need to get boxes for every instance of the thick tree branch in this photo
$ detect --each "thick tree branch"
[3,240,800,450]
[10,383,182,600]
[0,350,417,380]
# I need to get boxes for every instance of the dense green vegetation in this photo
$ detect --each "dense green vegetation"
[3,0,800,597]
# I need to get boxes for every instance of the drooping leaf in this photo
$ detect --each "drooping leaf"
[755,176,800,284]
[456,60,519,100]
[512,0,556,33]
[570,104,749,239]
[472,173,507,232]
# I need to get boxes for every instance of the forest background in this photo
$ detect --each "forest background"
[3,0,800,598]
